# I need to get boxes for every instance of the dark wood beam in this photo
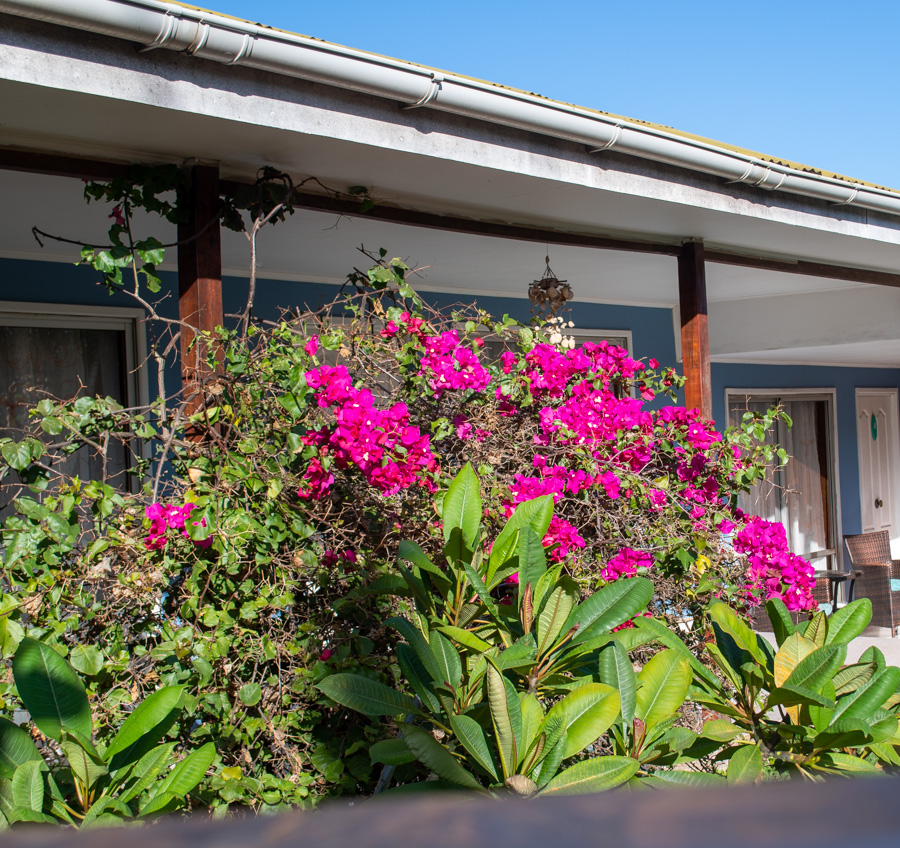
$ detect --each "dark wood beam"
[177,164,223,411]
[678,239,712,420]
[704,249,900,288]
[218,181,683,257]
[0,148,132,181]
[6,150,900,288]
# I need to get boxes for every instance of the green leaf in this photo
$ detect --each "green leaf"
[430,631,462,690]
[140,742,215,815]
[68,645,104,677]
[727,745,762,785]
[708,602,769,667]
[516,526,547,594]
[812,718,875,750]
[118,743,175,804]
[487,495,554,585]
[832,662,876,696]
[1,438,41,471]
[400,725,483,790]
[830,666,900,724]
[546,683,620,759]
[396,644,441,715]
[803,611,828,647]
[632,617,719,688]
[598,642,636,727]
[387,617,439,680]
[564,578,654,644]
[766,685,834,710]
[12,637,91,741]
[536,578,578,656]
[0,719,41,781]
[634,649,691,733]
[317,673,419,716]
[825,599,872,645]
[774,632,817,688]
[815,752,881,774]
[6,806,55,825]
[519,693,544,759]
[765,599,796,646]
[11,760,43,812]
[397,541,452,592]
[639,770,726,789]
[370,738,416,766]
[437,626,492,653]
[701,719,744,743]
[238,683,262,707]
[61,734,107,793]
[540,756,639,796]
[783,644,847,693]
[449,714,499,781]
[486,660,521,779]
[442,463,481,547]
[107,686,183,775]
[80,796,133,828]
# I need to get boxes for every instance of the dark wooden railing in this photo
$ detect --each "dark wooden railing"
[2,777,898,848]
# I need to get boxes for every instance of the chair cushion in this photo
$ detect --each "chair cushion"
[891,579,900,593]
[818,602,833,615]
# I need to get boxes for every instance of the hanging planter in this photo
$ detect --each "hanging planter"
[528,254,573,317]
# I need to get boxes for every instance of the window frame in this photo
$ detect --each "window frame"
[0,301,148,410]
[724,386,843,570]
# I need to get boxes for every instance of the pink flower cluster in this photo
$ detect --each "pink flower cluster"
[601,547,654,582]
[380,311,425,339]
[503,461,588,561]
[733,517,816,611]
[145,502,212,551]
[299,365,438,498]
[523,342,645,400]
[419,331,491,397]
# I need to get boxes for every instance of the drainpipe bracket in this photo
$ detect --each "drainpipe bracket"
[401,73,444,110]
[587,123,623,153]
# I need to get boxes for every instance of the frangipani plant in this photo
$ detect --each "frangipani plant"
[0,638,214,828]
[644,598,900,780]
[318,465,671,794]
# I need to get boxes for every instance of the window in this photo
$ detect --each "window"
[726,389,840,569]
[481,327,633,360]
[0,302,146,512]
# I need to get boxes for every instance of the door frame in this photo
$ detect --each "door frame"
[855,387,900,552]
[725,386,843,569]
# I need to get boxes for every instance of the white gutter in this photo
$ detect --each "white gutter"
[3,0,899,218]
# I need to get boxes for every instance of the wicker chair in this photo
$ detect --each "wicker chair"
[752,579,832,632]
[843,531,900,633]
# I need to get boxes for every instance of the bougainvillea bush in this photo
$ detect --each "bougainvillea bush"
[0,251,815,812]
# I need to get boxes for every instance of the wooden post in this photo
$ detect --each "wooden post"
[678,239,712,420]
[177,163,223,412]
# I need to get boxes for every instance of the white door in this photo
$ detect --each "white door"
[857,389,900,556]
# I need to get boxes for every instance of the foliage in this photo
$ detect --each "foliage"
[0,638,212,828]
[3,168,829,813]
[317,467,655,794]
[677,598,900,780]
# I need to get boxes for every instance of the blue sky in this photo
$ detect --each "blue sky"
[210,1,900,188]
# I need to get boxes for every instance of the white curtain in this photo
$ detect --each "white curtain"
[0,325,128,515]
[732,398,830,564]
[782,401,827,561]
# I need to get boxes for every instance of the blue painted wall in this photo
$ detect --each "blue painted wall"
[711,363,900,541]
[4,256,899,548]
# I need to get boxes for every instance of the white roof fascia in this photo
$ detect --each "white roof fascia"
[1,0,899,218]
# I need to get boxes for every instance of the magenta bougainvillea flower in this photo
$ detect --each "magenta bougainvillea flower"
[144,502,212,550]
